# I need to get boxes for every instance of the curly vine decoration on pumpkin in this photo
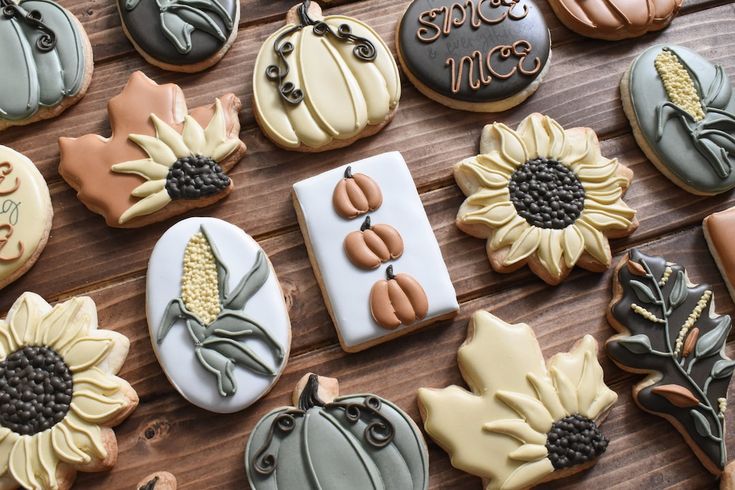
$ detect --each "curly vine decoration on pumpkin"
[0,0,56,51]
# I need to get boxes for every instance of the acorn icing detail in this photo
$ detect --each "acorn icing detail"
[332,166,383,219]
[344,216,404,270]
[369,265,428,329]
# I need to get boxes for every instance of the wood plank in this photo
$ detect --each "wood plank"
[65,225,734,488]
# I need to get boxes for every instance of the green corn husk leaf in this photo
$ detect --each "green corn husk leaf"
[224,250,269,311]
[206,311,284,359]
[125,0,141,10]
[176,0,233,29]
[160,11,195,54]
[195,346,236,397]
[168,5,226,41]
[201,336,276,376]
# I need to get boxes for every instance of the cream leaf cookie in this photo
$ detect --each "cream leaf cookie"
[418,310,617,490]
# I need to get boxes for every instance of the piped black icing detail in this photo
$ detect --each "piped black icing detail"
[139,476,159,490]
[1,0,57,52]
[266,0,377,105]
[251,374,396,475]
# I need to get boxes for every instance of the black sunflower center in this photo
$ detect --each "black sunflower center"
[165,155,231,200]
[508,158,585,229]
[545,414,608,470]
[0,346,73,435]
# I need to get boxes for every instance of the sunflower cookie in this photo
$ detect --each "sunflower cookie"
[137,471,177,490]
[607,249,734,475]
[245,373,429,490]
[0,293,138,490]
[418,310,617,489]
[547,0,681,40]
[397,0,550,112]
[59,71,246,228]
[253,1,400,152]
[704,207,735,303]
[117,0,239,72]
[0,146,53,290]
[0,0,93,131]
[292,152,458,352]
[454,113,638,285]
[621,45,735,195]
[147,218,291,413]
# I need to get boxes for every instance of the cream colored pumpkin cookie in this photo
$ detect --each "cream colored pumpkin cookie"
[253,1,400,152]
[418,310,618,489]
[454,113,638,285]
[0,293,138,490]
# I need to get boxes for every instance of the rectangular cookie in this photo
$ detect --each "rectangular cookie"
[292,152,458,352]
[703,206,735,302]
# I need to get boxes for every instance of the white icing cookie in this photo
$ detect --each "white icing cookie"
[146,217,291,413]
[292,152,458,352]
[0,146,53,290]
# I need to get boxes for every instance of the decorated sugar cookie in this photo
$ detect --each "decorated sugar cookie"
[245,373,429,490]
[454,113,638,285]
[621,45,735,195]
[607,249,734,475]
[292,152,458,352]
[137,471,177,490]
[253,1,401,152]
[547,0,681,40]
[418,310,617,489]
[0,146,53,290]
[0,0,93,131]
[117,0,239,72]
[704,207,735,303]
[397,0,551,112]
[147,218,290,413]
[0,293,138,490]
[59,71,246,228]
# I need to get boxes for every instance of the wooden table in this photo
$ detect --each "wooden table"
[2,0,735,487]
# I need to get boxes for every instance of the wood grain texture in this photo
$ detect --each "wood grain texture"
[0,0,733,488]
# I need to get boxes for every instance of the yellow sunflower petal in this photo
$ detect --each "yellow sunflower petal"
[9,294,42,347]
[537,229,563,278]
[466,188,511,207]
[587,386,619,422]
[573,220,611,266]
[71,390,126,423]
[574,161,618,183]
[526,372,566,421]
[482,419,547,445]
[203,99,230,156]
[455,157,512,192]
[462,201,516,228]
[489,216,529,250]
[0,321,14,357]
[132,180,166,198]
[73,367,121,395]
[212,139,240,163]
[9,436,41,490]
[496,390,554,433]
[580,208,633,231]
[36,430,59,489]
[503,226,541,265]
[585,185,623,205]
[128,134,177,167]
[562,225,585,269]
[182,115,206,155]
[64,412,107,460]
[118,190,173,225]
[479,122,528,166]
[51,424,90,464]
[42,297,90,352]
[111,159,171,180]
[551,366,578,415]
[577,351,601,417]
[62,337,113,372]
[501,458,555,490]
[151,114,190,159]
[516,113,567,160]
[563,127,603,168]
[509,443,549,462]
[0,429,18,476]
[476,152,519,176]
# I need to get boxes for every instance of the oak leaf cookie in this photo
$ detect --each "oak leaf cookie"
[418,310,617,489]
[245,373,429,490]
[146,218,291,413]
[253,1,400,152]
[621,45,735,195]
[59,71,246,228]
[397,0,550,112]
[0,293,138,489]
[454,113,638,285]
[607,249,734,475]
[547,0,681,41]
[117,0,239,73]
[0,146,53,290]
[0,0,93,131]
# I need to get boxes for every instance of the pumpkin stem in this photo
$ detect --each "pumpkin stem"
[344,165,353,179]
[360,216,371,231]
[386,265,396,280]
[298,373,327,410]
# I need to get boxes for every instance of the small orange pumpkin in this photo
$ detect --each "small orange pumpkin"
[332,166,382,219]
[370,265,428,329]
[344,216,404,270]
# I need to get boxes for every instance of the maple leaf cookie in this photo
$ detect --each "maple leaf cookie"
[418,310,617,489]
[454,113,638,285]
[59,71,246,228]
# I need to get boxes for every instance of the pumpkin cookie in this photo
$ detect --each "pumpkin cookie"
[397,0,551,112]
[147,217,291,413]
[607,249,734,475]
[117,0,239,72]
[547,0,681,40]
[704,206,735,304]
[621,45,735,195]
[455,113,638,285]
[0,0,93,131]
[292,152,458,352]
[418,310,617,489]
[0,293,138,490]
[59,71,246,228]
[245,373,429,490]
[0,146,53,290]
[137,471,177,490]
[253,1,400,152]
